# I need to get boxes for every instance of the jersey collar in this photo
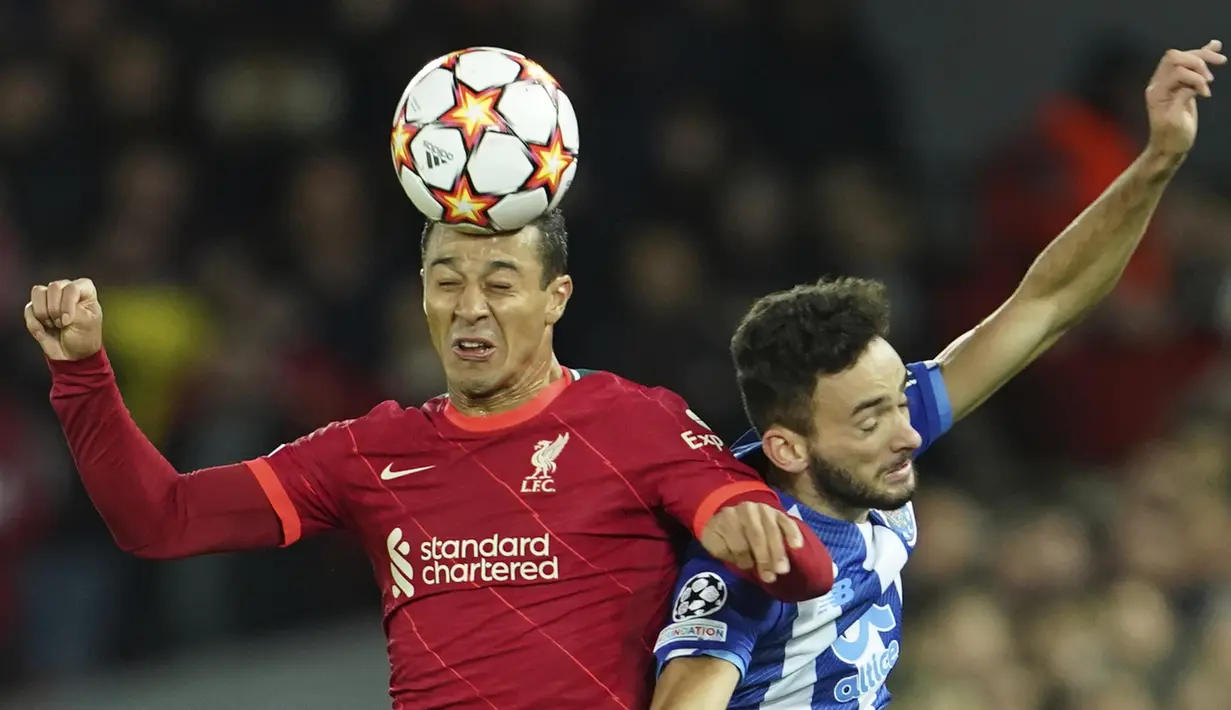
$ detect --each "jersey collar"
[443,366,575,432]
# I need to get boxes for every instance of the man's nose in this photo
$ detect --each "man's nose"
[454,282,491,321]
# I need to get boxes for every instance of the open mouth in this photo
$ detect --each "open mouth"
[452,337,496,361]
[883,459,913,483]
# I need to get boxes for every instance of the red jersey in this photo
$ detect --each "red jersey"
[47,353,832,710]
[244,368,770,709]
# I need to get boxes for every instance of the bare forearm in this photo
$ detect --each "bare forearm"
[652,658,739,710]
[1015,146,1182,327]
[934,44,1222,422]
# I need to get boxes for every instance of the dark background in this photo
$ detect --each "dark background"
[2,1,1231,708]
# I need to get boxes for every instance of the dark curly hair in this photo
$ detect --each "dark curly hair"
[420,208,569,288]
[731,276,892,436]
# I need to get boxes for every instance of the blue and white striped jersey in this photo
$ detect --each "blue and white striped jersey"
[653,360,953,710]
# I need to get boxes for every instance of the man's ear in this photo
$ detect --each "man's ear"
[762,426,809,476]
[545,274,572,326]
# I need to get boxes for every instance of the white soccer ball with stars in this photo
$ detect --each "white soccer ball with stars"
[390,46,580,234]
[672,572,728,622]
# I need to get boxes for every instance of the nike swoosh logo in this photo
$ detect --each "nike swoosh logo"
[380,464,436,480]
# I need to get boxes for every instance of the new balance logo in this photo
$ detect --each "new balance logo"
[381,463,436,480]
[421,141,453,169]
[522,432,568,493]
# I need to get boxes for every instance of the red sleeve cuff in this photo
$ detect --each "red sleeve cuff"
[47,349,114,389]
[690,481,775,538]
[244,459,303,547]
[719,487,781,509]
[706,487,836,602]
[760,522,834,602]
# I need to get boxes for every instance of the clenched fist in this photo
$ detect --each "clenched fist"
[700,501,805,584]
[1146,40,1227,158]
[24,278,104,361]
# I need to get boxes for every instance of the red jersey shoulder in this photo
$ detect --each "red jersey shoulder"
[274,400,435,459]
[560,370,679,408]
[341,399,441,456]
[559,372,727,454]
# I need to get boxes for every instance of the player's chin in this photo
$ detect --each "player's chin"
[446,362,506,396]
[877,465,916,504]
[871,484,915,511]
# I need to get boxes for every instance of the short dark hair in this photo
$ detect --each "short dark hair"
[420,208,569,287]
[731,276,892,436]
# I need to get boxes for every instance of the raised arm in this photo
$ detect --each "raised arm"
[27,278,345,558]
[937,42,1226,422]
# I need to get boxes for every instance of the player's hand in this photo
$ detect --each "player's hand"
[700,502,804,584]
[1145,40,1226,158]
[24,278,104,361]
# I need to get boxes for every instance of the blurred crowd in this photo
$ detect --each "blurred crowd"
[1,1,1230,708]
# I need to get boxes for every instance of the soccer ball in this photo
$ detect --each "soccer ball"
[390,47,580,234]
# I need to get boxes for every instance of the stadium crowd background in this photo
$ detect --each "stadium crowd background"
[2,1,1231,708]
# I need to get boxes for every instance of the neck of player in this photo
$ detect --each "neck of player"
[449,354,563,417]
[787,483,872,524]
[802,492,871,521]
[773,472,871,524]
